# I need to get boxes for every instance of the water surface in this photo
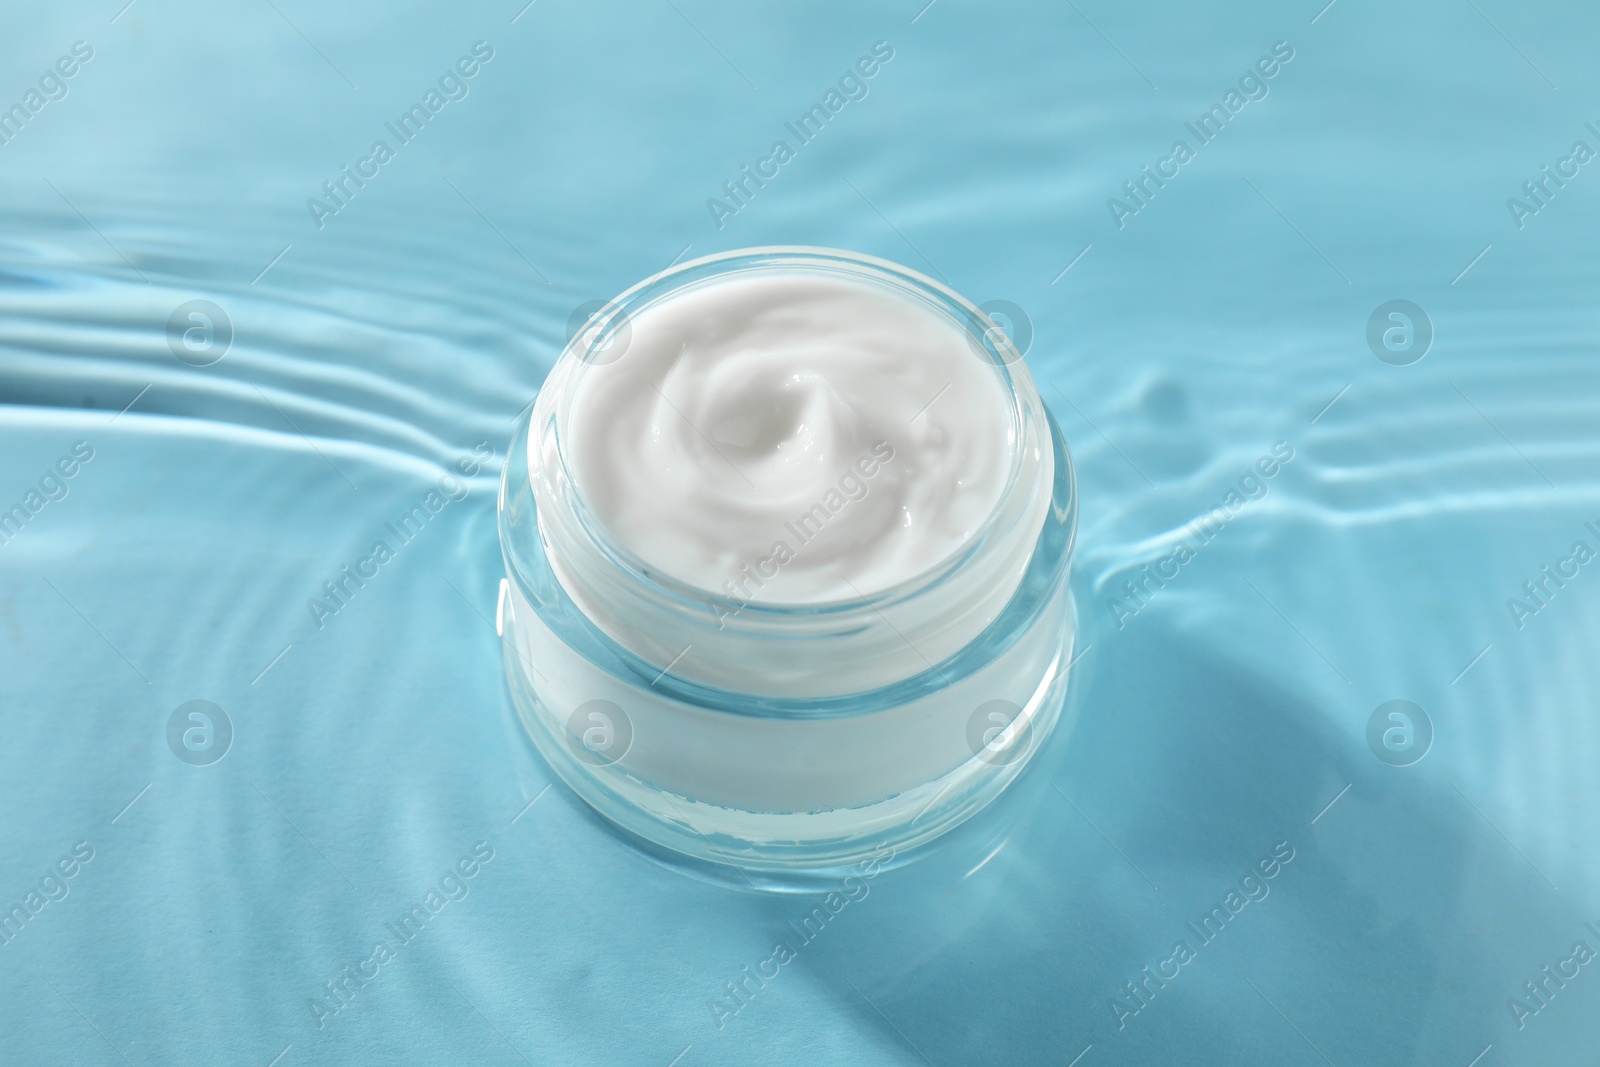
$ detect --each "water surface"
[2,1,1598,1064]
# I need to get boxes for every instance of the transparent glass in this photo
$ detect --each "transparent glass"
[497,247,1078,876]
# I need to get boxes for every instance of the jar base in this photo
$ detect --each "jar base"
[500,589,1078,877]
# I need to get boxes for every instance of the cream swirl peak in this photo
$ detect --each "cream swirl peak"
[559,273,1015,605]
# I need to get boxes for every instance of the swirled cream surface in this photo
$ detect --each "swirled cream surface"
[561,273,1015,604]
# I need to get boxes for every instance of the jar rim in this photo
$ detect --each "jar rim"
[544,244,1040,618]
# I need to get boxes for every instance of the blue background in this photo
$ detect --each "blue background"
[2,1,1597,1064]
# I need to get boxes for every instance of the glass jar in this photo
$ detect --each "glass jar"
[497,247,1078,876]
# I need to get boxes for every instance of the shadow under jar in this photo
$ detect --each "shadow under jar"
[497,247,1078,878]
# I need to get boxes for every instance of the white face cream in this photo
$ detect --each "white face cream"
[499,249,1078,873]
[563,274,1014,605]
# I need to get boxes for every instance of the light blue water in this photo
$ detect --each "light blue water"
[2,1,1598,1064]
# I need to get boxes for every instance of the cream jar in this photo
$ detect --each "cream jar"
[497,247,1077,875]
